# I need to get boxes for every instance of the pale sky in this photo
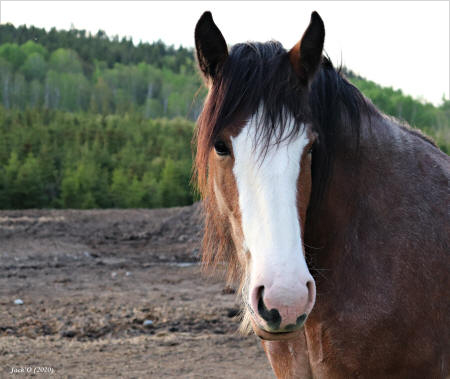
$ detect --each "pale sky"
[1,1,449,105]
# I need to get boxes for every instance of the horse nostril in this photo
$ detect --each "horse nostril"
[256,285,264,302]
[257,287,282,330]
[255,285,265,316]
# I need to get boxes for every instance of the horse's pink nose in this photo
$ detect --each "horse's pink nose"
[250,280,316,333]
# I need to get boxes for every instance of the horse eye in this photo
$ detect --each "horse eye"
[214,141,230,156]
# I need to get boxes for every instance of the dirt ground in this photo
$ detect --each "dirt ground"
[0,204,273,378]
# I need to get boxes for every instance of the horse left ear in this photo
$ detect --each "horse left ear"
[289,11,325,86]
[195,11,228,83]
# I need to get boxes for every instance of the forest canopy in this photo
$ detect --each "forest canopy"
[0,23,448,209]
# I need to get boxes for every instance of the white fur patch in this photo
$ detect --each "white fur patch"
[231,110,312,301]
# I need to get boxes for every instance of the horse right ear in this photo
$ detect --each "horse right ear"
[195,11,228,83]
[289,11,325,86]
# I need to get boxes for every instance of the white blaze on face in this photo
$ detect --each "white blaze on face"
[231,110,312,310]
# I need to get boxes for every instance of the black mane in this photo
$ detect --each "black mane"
[199,40,378,210]
[308,56,377,210]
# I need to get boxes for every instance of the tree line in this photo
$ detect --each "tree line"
[0,23,196,75]
[0,24,447,209]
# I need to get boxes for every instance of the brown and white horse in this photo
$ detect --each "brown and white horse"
[193,11,449,378]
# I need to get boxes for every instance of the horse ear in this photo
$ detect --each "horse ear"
[195,11,228,83]
[289,11,325,86]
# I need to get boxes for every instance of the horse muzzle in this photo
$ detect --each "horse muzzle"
[247,279,316,337]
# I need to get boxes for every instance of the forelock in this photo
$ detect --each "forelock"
[197,41,311,167]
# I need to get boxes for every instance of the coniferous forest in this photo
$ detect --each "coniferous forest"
[0,24,448,209]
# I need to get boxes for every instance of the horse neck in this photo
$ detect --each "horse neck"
[303,107,449,377]
[305,111,447,262]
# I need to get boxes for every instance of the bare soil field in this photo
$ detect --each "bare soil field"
[0,204,273,378]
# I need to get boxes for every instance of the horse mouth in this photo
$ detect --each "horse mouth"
[250,319,303,341]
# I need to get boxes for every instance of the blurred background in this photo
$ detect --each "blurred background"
[0,1,448,377]
[0,1,448,210]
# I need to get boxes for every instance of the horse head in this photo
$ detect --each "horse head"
[194,11,325,341]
